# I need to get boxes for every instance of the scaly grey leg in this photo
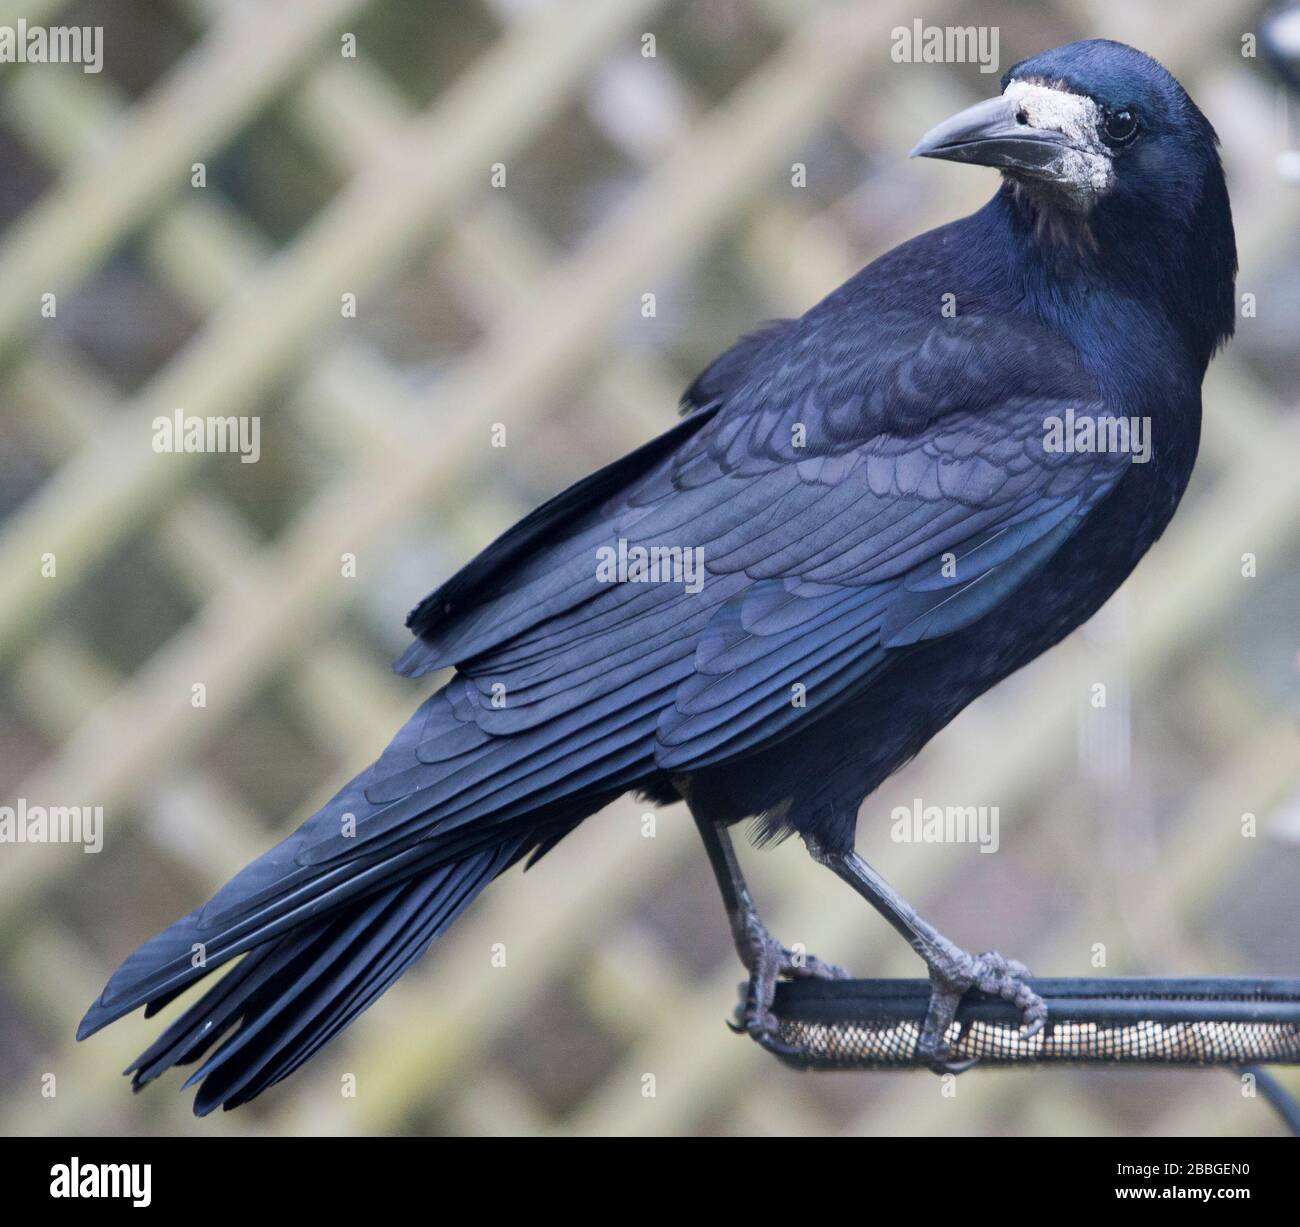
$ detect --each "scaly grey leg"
[806,842,1045,1073]
[691,812,849,1054]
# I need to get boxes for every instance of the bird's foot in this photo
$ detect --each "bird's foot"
[727,912,850,1057]
[917,947,1045,1075]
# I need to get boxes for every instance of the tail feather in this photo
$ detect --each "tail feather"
[119,839,523,1114]
[76,822,507,1040]
[76,664,628,1111]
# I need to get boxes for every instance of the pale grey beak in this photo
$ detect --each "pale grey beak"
[910,94,1075,175]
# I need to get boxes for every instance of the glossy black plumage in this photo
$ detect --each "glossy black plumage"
[79,40,1236,1109]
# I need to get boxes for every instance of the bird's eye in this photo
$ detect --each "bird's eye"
[1101,107,1139,146]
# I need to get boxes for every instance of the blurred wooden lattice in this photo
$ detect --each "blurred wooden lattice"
[0,0,1297,1137]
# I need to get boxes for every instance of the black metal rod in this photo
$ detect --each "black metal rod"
[773,977,1300,1026]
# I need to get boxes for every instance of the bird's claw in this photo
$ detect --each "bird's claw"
[917,948,1045,1074]
[971,949,1047,1037]
[727,1002,805,1059]
[728,917,848,1056]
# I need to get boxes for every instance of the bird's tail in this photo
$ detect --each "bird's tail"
[79,833,527,1115]
[77,647,636,1112]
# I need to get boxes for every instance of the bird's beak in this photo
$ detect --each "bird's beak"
[910,94,1076,175]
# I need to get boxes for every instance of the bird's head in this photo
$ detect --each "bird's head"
[912,40,1237,362]
[911,39,1225,230]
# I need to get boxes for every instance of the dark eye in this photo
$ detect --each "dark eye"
[1102,107,1139,146]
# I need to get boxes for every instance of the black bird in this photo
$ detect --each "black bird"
[79,39,1236,1110]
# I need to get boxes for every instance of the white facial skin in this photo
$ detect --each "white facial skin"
[1002,80,1115,207]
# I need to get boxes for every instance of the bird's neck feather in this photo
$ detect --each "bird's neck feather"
[972,182,1235,409]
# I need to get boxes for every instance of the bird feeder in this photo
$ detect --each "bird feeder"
[767,976,1300,1069]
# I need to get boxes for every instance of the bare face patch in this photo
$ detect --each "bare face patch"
[1001,80,1114,206]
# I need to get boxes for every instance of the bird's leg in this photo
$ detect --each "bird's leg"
[806,842,1046,1073]
[691,812,849,1053]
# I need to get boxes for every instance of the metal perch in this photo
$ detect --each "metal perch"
[765,976,1300,1069]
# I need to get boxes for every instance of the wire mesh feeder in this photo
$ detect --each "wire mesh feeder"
[766,977,1300,1070]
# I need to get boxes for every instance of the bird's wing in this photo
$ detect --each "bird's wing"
[78,311,1126,1031]
[333,308,1125,820]
[402,311,1120,653]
